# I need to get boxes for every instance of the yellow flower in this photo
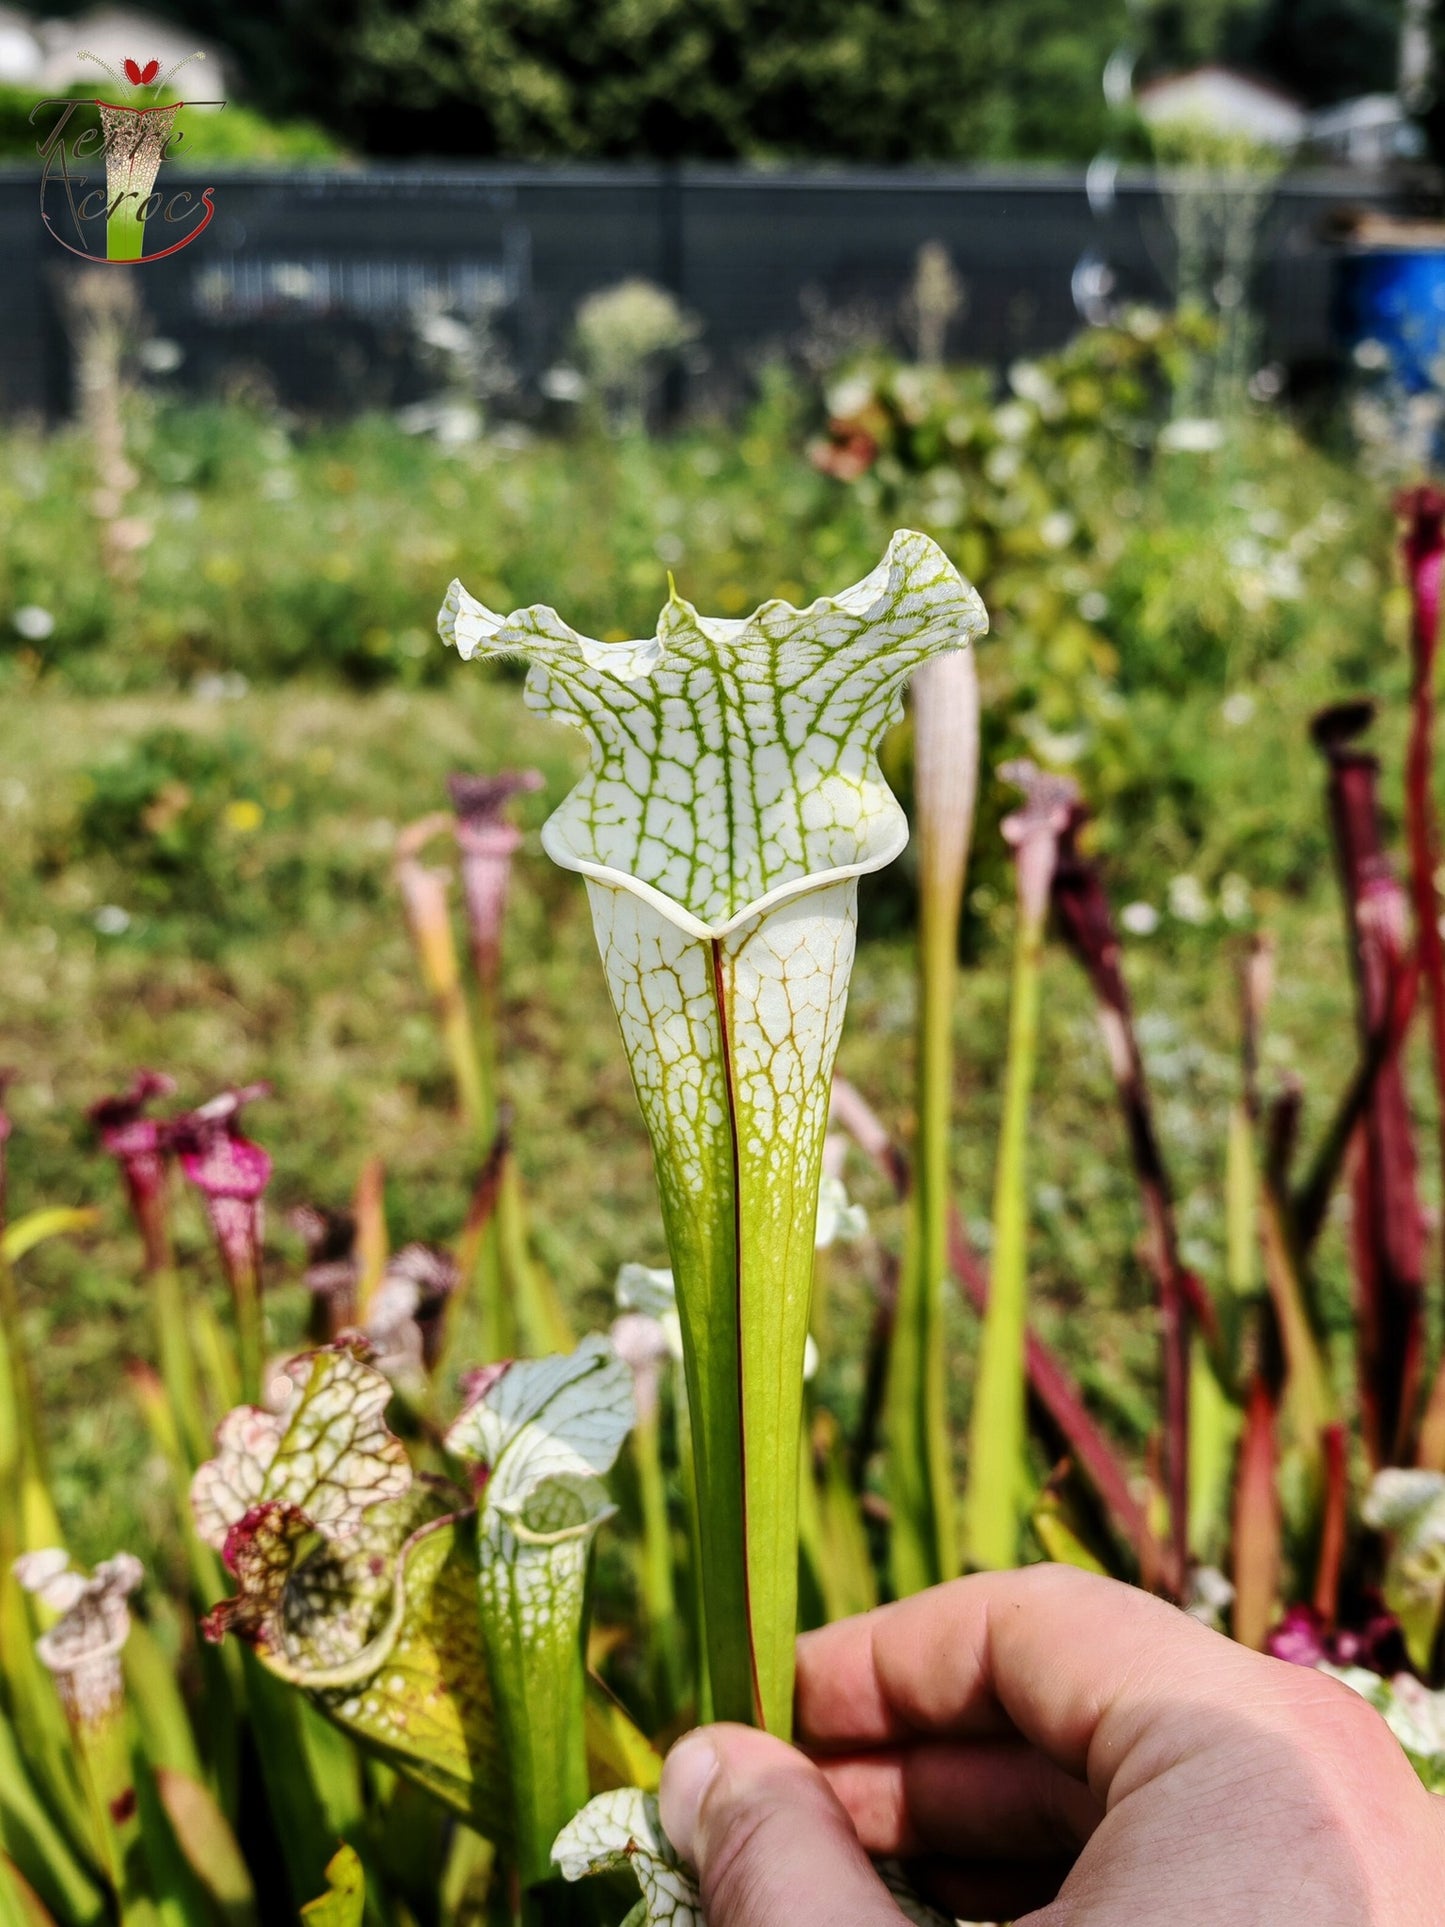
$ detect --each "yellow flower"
[223,799,264,834]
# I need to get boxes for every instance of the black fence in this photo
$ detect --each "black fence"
[0,161,1401,420]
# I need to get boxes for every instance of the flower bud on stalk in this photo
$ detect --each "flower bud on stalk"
[444,772,573,1362]
[91,1070,213,1464]
[447,771,543,1042]
[173,1086,273,1405]
[396,816,489,1137]
[885,648,979,1595]
[88,1071,177,1273]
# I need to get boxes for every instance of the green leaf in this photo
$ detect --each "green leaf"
[0,1855,57,1927]
[811,1412,877,1623]
[151,1771,255,1927]
[308,1510,506,1830]
[123,1626,203,1785]
[0,1211,98,1267]
[239,1655,355,1908]
[582,1680,662,1795]
[300,1845,364,1927]
[0,1582,94,1891]
[441,530,986,1734]
[130,1750,218,1927]
[0,1711,103,1924]
[1030,1496,1108,1575]
[1187,1349,1242,1569]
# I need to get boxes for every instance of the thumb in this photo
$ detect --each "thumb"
[659,1724,904,1926]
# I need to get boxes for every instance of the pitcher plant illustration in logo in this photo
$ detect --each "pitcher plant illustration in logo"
[34,49,222,262]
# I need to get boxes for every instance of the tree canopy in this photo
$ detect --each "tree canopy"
[44,0,1409,162]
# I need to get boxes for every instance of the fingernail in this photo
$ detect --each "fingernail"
[659,1728,721,1865]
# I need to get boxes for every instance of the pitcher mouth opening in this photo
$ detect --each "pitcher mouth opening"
[539,812,908,943]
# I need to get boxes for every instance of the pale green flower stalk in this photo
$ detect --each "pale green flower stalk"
[440,531,986,1734]
[963,762,1077,1570]
[396,817,491,1146]
[395,813,570,1361]
[886,647,980,1596]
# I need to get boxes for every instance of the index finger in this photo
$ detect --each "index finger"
[795,1564,1261,1783]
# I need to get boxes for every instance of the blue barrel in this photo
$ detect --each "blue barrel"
[1337,246,1445,394]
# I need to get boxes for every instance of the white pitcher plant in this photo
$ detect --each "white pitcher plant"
[439,528,987,1734]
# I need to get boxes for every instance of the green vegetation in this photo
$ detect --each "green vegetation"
[0,80,342,165]
[5,305,1445,1918]
[0,320,1415,1578]
[27,0,1408,163]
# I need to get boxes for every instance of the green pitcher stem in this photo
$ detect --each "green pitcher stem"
[634,1412,685,1717]
[149,1263,209,1467]
[105,197,146,263]
[72,1714,144,1915]
[478,1531,592,1888]
[444,977,489,1141]
[667,1183,756,1729]
[469,977,572,1359]
[475,974,501,1136]
[963,909,1043,1570]
[496,1159,572,1356]
[887,886,960,1595]
[230,1255,264,1407]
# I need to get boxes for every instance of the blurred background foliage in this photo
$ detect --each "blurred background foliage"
[0,79,340,163]
[11,0,1413,165]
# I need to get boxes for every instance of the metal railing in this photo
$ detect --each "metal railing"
[0,161,1401,418]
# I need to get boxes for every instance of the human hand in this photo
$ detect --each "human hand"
[658,1564,1445,1924]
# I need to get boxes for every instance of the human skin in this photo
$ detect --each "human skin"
[657,1564,1445,1925]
